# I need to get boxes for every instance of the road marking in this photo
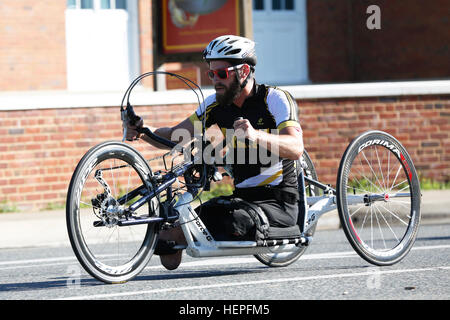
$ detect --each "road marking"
[0,256,76,266]
[58,265,450,300]
[1,244,449,270]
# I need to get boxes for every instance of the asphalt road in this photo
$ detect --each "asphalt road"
[0,223,449,306]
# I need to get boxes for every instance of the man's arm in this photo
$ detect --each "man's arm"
[126,117,195,150]
[233,119,304,160]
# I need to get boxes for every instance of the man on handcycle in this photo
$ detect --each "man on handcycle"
[125,35,304,270]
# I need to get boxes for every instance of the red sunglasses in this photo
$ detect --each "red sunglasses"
[206,64,245,80]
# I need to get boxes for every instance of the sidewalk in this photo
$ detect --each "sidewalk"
[0,190,449,249]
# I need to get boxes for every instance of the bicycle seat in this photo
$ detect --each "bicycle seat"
[265,225,301,240]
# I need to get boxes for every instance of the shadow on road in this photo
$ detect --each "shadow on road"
[416,236,450,241]
[135,267,265,282]
[0,266,265,293]
[0,277,101,293]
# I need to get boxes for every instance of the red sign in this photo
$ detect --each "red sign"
[162,0,240,54]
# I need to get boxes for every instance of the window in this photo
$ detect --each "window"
[272,0,294,11]
[67,0,126,10]
[253,0,264,10]
[81,0,93,9]
[285,0,294,10]
[272,0,281,10]
[67,0,76,9]
[101,0,111,9]
[115,0,126,10]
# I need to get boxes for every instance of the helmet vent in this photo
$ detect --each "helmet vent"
[217,45,231,54]
[225,49,241,55]
[217,37,230,46]
[210,40,219,50]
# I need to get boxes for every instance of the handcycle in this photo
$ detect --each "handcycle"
[66,72,421,284]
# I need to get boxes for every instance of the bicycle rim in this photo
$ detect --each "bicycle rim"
[337,131,421,265]
[67,142,158,283]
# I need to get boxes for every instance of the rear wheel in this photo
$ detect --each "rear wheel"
[336,131,421,265]
[254,150,320,267]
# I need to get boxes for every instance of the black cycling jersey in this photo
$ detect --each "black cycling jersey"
[189,82,302,192]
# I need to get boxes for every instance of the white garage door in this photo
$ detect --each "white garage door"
[252,0,309,85]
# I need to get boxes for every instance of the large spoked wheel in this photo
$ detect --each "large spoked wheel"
[254,150,320,267]
[66,141,159,283]
[337,131,421,266]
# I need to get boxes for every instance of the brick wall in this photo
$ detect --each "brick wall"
[0,0,154,91]
[0,1,67,91]
[0,104,195,212]
[307,0,450,82]
[0,95,448,211]
[299,95,450,184]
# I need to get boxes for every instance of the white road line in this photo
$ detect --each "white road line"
[0,256,76,266]
[58,265,450,300]
[1,244,449,271]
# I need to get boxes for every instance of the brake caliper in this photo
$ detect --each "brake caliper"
[91,169,122,227]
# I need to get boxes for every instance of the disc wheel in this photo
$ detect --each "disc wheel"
[336,131,421,265]
[66,141,159,283]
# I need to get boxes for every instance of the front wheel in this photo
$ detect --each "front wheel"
[66,141,159,283]
[336,131,421,265]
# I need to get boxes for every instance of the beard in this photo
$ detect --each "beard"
[215,75,242,106]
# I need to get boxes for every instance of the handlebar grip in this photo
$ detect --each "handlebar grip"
[126,103,141,126]
[137,127,178,150]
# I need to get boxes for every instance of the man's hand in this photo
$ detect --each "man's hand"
[232,118,303,160]
[233,118,258,141]
[125,117,144,141]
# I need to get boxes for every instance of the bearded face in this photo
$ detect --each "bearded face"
[208,61,244,106]
[215,73,243,106]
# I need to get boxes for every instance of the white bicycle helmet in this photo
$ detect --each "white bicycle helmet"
[202,35,257,67]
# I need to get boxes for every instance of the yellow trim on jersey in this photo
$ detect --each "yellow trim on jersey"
[189,113,199,124]
[198,102,220,126]
[189,102,220,128]
[257,169,283,186]
[277,120,301,131]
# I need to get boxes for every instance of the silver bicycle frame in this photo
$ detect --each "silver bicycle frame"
[172,191,367,258]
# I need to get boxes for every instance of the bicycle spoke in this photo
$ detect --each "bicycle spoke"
[349,204,365,217]
[374,204,400,243]
[370,205,374,248]
[374,147,387,191]
[361,150,384,193]
[374,207,387,250]
[375,203,409,226]
[80,200,101,210]
[390,164,403,191]
[390,179,409,192]
[354,158,384,194]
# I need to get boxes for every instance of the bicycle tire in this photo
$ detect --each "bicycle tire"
[336,131,421,265]
[66,141,159,283]
[254,150,320,267]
